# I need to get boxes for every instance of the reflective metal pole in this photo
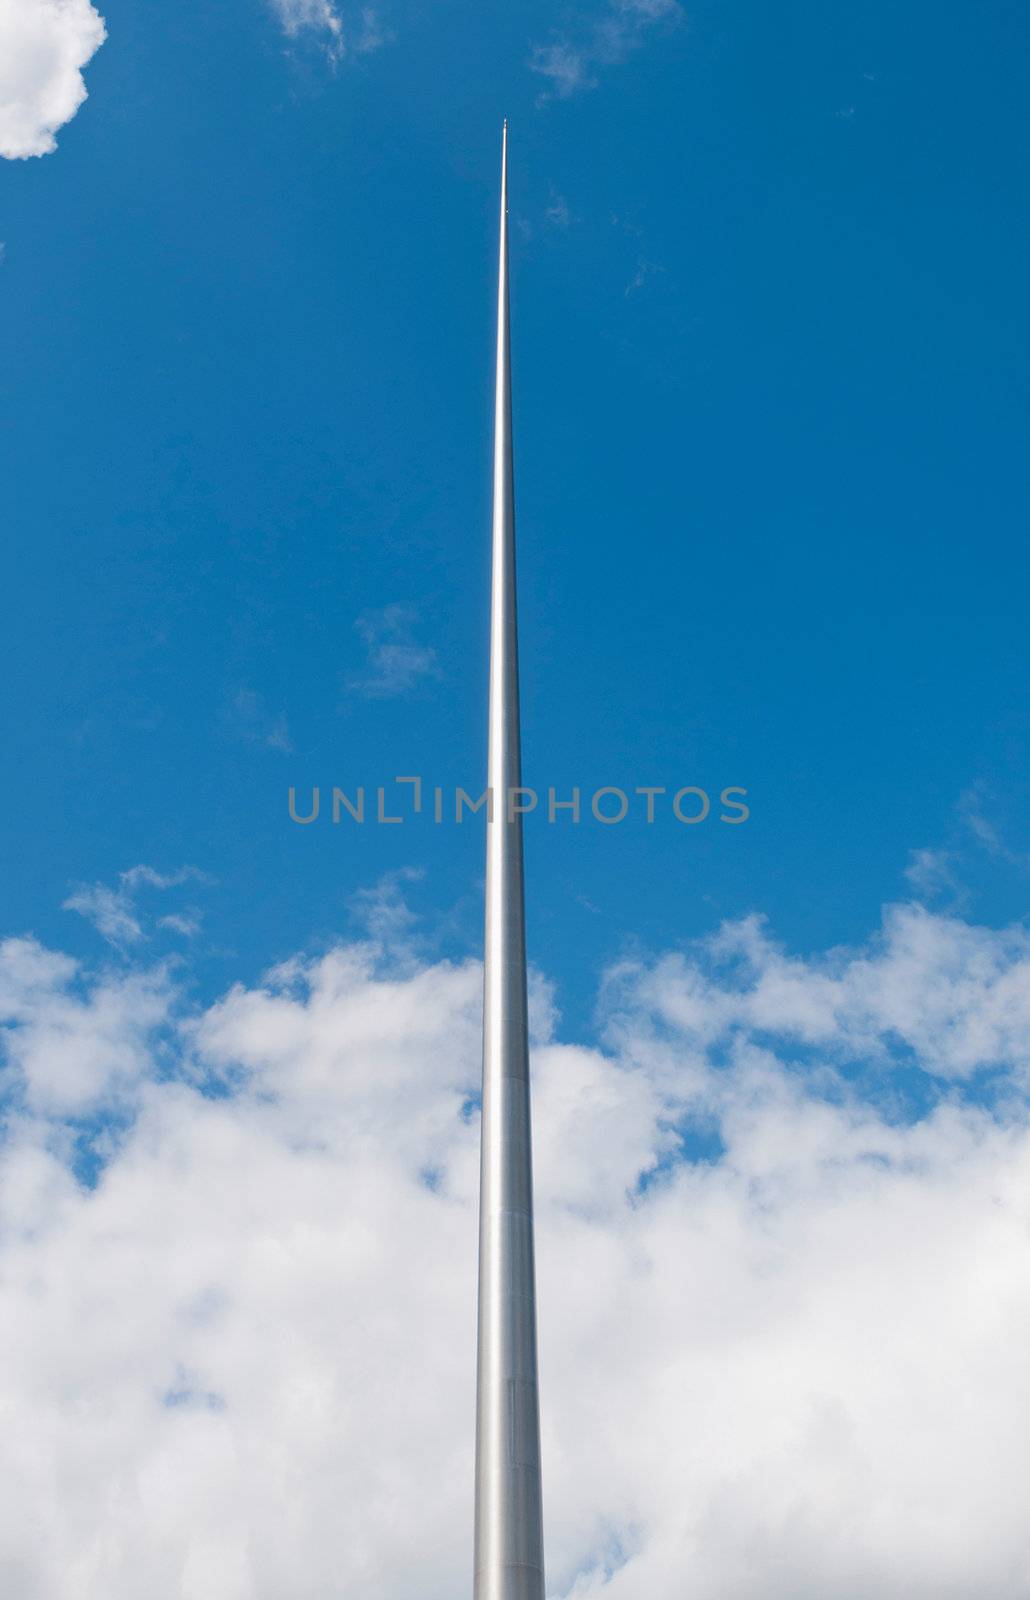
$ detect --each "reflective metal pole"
[473,121,546,1600]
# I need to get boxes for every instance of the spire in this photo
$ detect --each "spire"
[473,123,546,1600]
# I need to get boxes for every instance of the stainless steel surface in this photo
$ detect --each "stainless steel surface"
[473,122,546,1600]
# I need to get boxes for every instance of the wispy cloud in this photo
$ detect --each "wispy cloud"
[63,866,208,949]
[62,884,143,948]
[349,866,425,949]
[268,0,387,63]
[901,784,1030,912]
[157,912,204,939]
[958,781,1030,868]
[611,213,664,296]
[530,0,682,100]
[346,604,440,700]
[546,192,572,229]
[903,846,966,907]
[271,0,343,56]
[530,42,591,99]
[228,688,292,753]
[0,0,107,159]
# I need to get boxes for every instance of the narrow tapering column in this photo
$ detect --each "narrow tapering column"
[474,122,546,1600]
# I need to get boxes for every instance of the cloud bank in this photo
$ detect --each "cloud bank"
[0,0,106,159]
[2,896,1030,1595]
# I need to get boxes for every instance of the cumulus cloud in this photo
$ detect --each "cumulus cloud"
[531,0,681,100]
[0,0,106,159]
[609,901,1030,1084]
[3,895,1030,1594]
[0,936,171,1115]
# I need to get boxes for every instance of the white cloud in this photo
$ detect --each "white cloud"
[63,864,208,948]
[531,41,591,98]
[0,0,106,159]
[531,0,681,100]
[3,896,1030,1593]
[157,912,203,939]
[348,865,425,949]
[904,845,963,903]
[347,603,441,700]
[610,902,1030,1082]
[62,881,144,946]
[0,936,171,1114]
[272,0,343,52]
[268,0,387,62]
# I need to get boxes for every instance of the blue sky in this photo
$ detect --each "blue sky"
[4,6,1030,1594]
[3,0,1028,1031]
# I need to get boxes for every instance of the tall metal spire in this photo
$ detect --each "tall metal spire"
[474,121,546,1600]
